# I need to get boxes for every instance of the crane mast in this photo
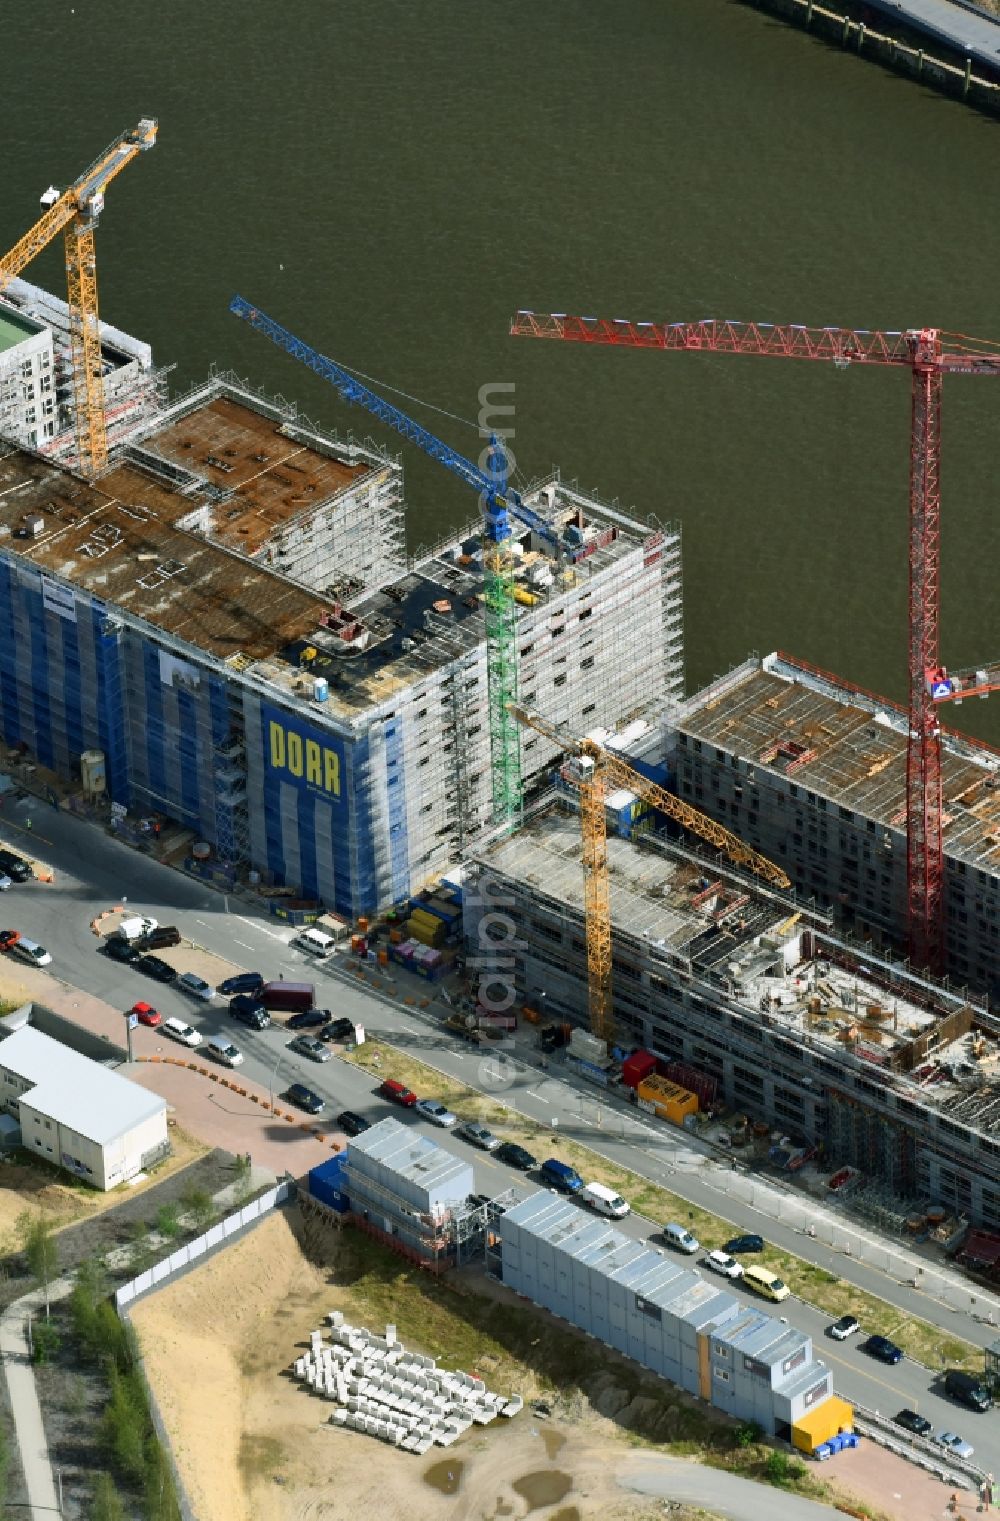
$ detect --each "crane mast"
[0,118,157,477]
[509,702,790,1045]
[511,309,1000,974]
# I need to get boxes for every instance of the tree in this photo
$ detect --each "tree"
[89,1471,127,1521]
[154,1203,181,1240]
[144,1438,181,1521]
[69,1255,107,1355]
[19,1211,58,1317]
[31,1317,60,1364]
[101,1366,146,1481]
[180,1185,216,1234]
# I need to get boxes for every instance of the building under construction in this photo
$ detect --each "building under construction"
[464,792,1000,1231]
[670,652,1000,999]
[0,371,682,913]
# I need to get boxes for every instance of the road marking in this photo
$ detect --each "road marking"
[233,914,290,944]
[234,941,254,951]
[526,1091,548,1103]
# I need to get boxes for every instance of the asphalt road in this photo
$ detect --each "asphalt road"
[1,795,998,1475]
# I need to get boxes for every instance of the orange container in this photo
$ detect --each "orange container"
[378,949,389,966]
[521,1006,541,1024]
[389,928,403,945]
[357,917,369,934]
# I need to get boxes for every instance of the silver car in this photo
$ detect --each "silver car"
[416,1099,458,1129]
[458,1121,500,1152]
[935,1431,974,1460]
[177,972,217,1001]
[288,1035,331,1064]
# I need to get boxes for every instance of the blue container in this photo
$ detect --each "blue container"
[309,1154,349,1212]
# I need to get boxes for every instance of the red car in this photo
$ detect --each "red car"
[377,1078,417,1107]
[0,930,20,953]
[130,1001,162,1028]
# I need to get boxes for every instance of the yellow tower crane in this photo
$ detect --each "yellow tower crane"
[509,703,791,1046]
[0,118,158,477]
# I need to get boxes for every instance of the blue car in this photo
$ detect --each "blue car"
[540,1158,584,1194]
[864,1335,903,1364]
[218,971,264,996]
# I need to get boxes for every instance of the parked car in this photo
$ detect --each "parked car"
[336,1110,370,1137]
[580,1182,629,1218]
[103,935,139,964]
[11,937,51,967]
[863,1335,903,1365]
[135,954,176,983]
[229,994,270,1028]
[285,1083,325,1115]
[934,1431,974,1460]
[495,1142,536,1171]
[260,980,315,1013]
[287,1008,330,1031]
[206,1037,243,1068]
[705,1250,744,1280]
[217,971,265,997]
[292,927,337,958]
[0,850,32,882]
[287,1035,330,1063]
[177,972,216,1002]
[828,1315,860,1341]
[415,1099,457,1128]
[0,929,21,953]
[457,1121,500,1152]
[129,1001,161,1028]
[540,1158,584,1194]
[117,915,158,942]
[162,1017,202,1048]
[377,1078,417,1108]
[135,925,181,951]
[724,1234,764,1254]
[893,1409,933,1438]
[322,1016,356,1043]
[663,1222,700,1255]
[0,873,12,892]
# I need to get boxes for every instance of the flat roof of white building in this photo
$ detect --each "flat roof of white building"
[0,1026,165,1145]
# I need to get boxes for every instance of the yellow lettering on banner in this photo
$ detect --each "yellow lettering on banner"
[305,740,322,787]
[287,732,303,777]
[324,748,340,797]
[269,722,285,768]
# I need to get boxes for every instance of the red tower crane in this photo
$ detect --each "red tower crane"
[510,311,1000,974]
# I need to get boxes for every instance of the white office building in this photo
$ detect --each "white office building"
[0,1025,169,1189]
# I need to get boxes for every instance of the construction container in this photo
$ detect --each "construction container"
[309,1153,350,1213]
[420,894,462,928]
[377,949,388,966]
[406,915,446,949]
[791,1396,854,1454]
[636,1076,698,1127]
[661,1060,718,1111]
[622,1050,657,1090]
[357,917,369,934]
[521,1006,541,1024]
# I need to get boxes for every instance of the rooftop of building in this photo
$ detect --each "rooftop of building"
[345,1117,472,1204]
[0,395,661,723]
[473,793,1000,1130]
[0,1025,166,1146]
[0,275,151,368]
[678,652,1000,875]
[0,303,44,355]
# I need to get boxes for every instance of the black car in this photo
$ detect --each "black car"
[218,971,265,997]
[135,925,182,951]
[322,1016,356,1043]
[103,936,140,964]
[229,996,269,1030]
[135,954,176,983]
[336,1110,370,1137]
[894,1409,933,1437]
[724,1234,764,1254]
[284,1083,324,1115]
[287,1007,331,1031]
[0,850,32,882]
[864,1335,903,1365]
[495,1142,537,1171]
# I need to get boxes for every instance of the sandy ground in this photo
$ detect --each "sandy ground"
[131,1209,718,1521]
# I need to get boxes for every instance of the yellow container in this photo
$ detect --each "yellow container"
[513,586,538,606]
[406,918,445,948]
[636,1075,698,1127]
[791,1396,853,1453]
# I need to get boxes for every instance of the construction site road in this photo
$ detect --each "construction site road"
[1,793,999,1482]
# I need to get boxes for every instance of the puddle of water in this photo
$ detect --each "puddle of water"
[423,1459,465,1496]
[511,1471,573,1511]
[539,1428,567,1460]
[548,1510,580,1521]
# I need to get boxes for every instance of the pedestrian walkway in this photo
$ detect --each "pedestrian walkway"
[0,1279,73,1520]
[618,1453,853,1520]
[866,0,1000,71]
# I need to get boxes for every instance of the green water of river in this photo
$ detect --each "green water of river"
[5,0,1000,734]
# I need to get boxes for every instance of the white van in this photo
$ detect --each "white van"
[663,1221,700,1254]
[207,1036,243,1067]
[163,1017,202,1048]
[581,1181,630,1219]
[293,927,337,959]
[118,915,157,942]
[12,937,52,968]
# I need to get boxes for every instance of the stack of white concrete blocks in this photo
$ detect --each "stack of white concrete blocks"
[291,1312,523,1454]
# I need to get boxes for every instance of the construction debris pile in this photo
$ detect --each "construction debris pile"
[292,1312,522,1454]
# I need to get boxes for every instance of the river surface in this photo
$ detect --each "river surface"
[6,0,1000,737]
